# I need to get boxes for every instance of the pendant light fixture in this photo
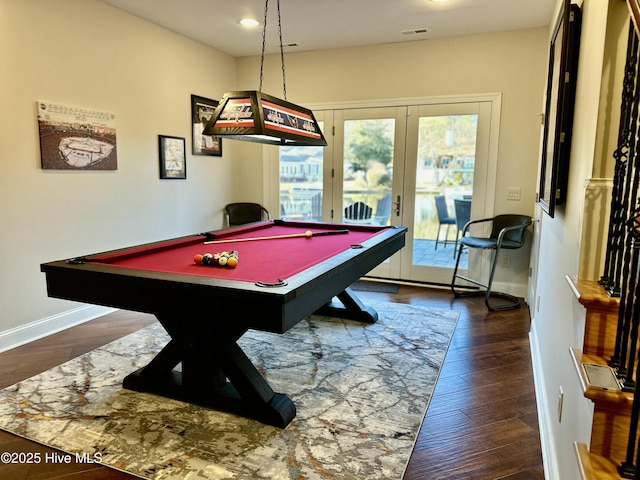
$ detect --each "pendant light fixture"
[203,0,327,146]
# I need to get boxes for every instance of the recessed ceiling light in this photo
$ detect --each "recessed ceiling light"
[429,0,451,3]
[239,18,260,27]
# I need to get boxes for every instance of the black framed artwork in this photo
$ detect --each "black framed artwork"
[191,95,222,156]
[538,0,581,217]
[159,135,186,179]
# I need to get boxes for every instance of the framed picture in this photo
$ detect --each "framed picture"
[37,101,117,170]
[159,135,186,179]
[538,0,581,217]
[191,94,222,156]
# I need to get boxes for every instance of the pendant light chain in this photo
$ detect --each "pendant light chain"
[258,0,287,100]
[277,0,287,100]
[258,0,269,92]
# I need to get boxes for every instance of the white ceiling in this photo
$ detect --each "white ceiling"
[99,0,558,58]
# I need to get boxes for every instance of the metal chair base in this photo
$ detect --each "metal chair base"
[451,276,522,311]
[451,258,522,312]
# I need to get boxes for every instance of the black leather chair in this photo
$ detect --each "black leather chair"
[434,195,455,250]
[451,214,532,311]
[224,203,270,226]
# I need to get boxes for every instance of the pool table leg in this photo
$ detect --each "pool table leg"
[122,322,296,428]
[315,286,378,324]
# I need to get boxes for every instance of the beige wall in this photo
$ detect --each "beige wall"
[0,0,237,335]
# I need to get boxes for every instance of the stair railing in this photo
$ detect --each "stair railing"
[600,5,640,476]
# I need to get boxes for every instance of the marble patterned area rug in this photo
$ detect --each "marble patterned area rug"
[0,302,458,480]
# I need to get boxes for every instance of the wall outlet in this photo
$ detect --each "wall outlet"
[507,187,521,201]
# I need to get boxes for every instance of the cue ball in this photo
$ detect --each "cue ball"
[305,230,313,238]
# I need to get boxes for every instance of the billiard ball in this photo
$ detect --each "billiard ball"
[202,253,213,265]
[193,253,203,264]
[227,256,238,267]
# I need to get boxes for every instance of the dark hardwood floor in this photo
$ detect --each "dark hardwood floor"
[0,285,544,480]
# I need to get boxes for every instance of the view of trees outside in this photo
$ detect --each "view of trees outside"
[342,119,394,224]
[278,114,477,251]
[415,114,477,241]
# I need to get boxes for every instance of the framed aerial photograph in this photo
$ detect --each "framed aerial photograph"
[191,94,222,156]
[159,135,186,179]
[37,101,117,170]
[538,0,581,217]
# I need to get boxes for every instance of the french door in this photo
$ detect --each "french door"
[400,101,497,284]
[332,107,406,278]
[272,95,501,284]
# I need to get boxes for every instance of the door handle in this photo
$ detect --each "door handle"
[393,195,401,216]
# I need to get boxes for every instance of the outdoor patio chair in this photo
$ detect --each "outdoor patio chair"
[453,198,472,255]
[308,193,322,221]
[344,201,373,223]
[434,195,455,250]
[373,194,392,225]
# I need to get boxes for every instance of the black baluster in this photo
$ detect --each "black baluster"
[611,23,639,367]
[619,209,640,478]
[620,231,640,387]
[605,22,636,290]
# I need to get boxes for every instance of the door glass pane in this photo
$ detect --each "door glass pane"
[412,114,477,269]
[279,145,324,221]
[343,118,394,225]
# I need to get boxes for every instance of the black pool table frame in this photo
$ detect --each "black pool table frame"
[40,220,406,427]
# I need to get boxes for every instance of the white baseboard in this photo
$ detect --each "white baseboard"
[0,305,116,354]
[492,280,528,299]
[529,323,560,480]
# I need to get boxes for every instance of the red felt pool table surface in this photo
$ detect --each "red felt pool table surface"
[89,221,386,285]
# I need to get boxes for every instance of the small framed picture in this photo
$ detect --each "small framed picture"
[158,135,186,179]
[191,94,222,156]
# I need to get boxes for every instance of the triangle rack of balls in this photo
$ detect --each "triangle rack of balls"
[193,250,238,268]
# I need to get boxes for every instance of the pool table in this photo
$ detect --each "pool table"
[41,219,406,427]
